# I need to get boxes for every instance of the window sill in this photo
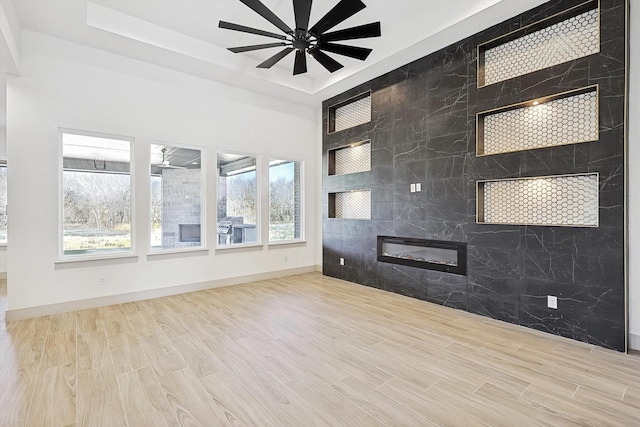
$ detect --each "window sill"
[268,240,307,248]
[147,248,209,260]
[215,243,263,253]
[55,253,139,268]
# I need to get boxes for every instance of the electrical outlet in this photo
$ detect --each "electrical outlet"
[547,295,557,309]
[410,184,416,193]
[99,276,107,286]
[284,255,288,262]
[340,257,345,266]
[416,183,422,192]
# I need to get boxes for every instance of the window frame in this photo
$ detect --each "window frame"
[149,141,206,253]
[268,157,304,244]
[59,128,135,260]
[216,150,261,249]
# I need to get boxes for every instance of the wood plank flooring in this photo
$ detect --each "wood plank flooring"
[2,273,640,426]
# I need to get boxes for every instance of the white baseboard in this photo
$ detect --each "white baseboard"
[630,333,640,351]
[5,265,319,322]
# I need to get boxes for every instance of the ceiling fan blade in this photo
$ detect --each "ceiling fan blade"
[294,0,313,31]
[219,21,287,40]
[293,50,308,75]
[309,0,366,36]
[317,42,372,60]
[320,22,381,42]
[228,43,287,53]
[308,48,344,73]
[239,0,293,34]
[257,47,295,68]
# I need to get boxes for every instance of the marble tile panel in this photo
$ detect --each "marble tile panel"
[520,278,589,314]
[424,220,467,242]
[587,226,624,259]
[425,177,466,201]
[522,144,590,176]
[371,202,393,221]
[587,286,625,324]
[342,266,369,287]
[425,132,470,160]
[523,251,589,285]
[426,156,467,180]
[364,220,395,238]
[521,226,590,254]
[467,293,519,323]
[393,159,427,184]
[371,184,394,202]
[342,171,372,189]
[587,255,625,288]
[426,279,468,311]
[425,199,468,223]
[519,304,588,343]
[518,59,590,98]
[468,245,522,276]
[384,264,427,301]
[323,263,341,279]
[467,223,521,250]
[586,317,625,351]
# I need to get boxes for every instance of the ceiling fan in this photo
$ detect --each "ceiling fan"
[219,0,381,75]
[159,147,186,169]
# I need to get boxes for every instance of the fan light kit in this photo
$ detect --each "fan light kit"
[219,0,381,75]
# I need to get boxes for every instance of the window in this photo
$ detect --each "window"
[269,159,301,242]
[62,131,132,256]
[150,143,203,250]
[217,153,258,246]
[0,162,6,244]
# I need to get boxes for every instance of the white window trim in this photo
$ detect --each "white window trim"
[59,128,136,260]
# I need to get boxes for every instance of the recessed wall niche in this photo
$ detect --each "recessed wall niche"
[328,190,371,220]
[328,141,371,175]
[476,86,599,156]
[477,173,599,227]
[327,92,371,134]
[477,0,599,87]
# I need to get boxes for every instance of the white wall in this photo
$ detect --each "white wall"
[5,30,318,313]
[0,0,20,74]
[0,73,6,275]
[628,1,640,350]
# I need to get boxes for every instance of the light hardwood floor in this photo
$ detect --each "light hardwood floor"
[1,273,640,426]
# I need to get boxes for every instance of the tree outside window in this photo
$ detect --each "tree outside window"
[269,159,301,241]
[62,131,132,256]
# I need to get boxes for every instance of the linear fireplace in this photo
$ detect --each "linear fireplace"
[377,236,467,276]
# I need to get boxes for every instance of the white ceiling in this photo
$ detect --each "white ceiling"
[9,0,549,107]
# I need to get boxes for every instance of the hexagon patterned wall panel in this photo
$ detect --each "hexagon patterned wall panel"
[331,190,371,220]
[332,94,371,133]
[330,142,371,176]
[479,5,599,87]
[477,173,598,227]
[478,86,598,156]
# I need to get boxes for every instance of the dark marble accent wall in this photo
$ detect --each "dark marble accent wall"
[322,0,627,351]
